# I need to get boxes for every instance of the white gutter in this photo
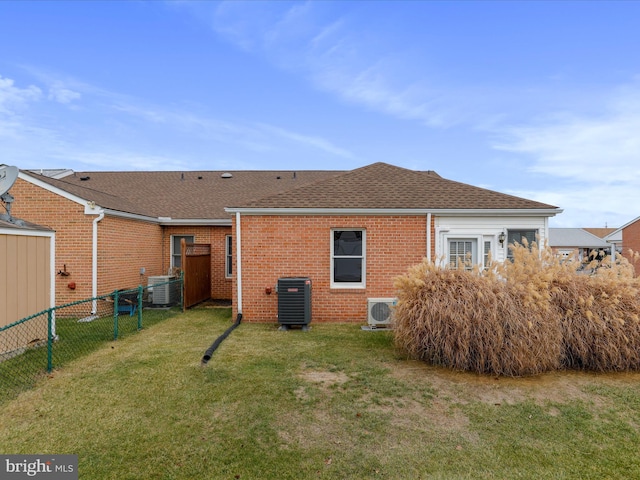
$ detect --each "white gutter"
[158,217,232,226]
[225,207,563,217]
[91,210,105,314]
[426,212,432,261]
[235,212,243,314]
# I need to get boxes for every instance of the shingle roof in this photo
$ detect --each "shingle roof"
[583,227,617,239]
[24,162,559,220]
[232,162,558,211]
[24,169,341,219]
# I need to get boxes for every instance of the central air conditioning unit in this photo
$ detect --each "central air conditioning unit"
[367,298,397,328]
[148,275,175,305]
[277,277,312,330]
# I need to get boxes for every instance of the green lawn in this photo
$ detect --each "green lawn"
[0,307,639,479]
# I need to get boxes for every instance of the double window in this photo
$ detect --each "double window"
[447,237,494,270]
[331,229,365,288]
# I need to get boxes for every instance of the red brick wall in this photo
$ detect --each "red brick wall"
[98,216,163,292]
[231,215,429,323]
[12,178,164,303]
[12,178,95,304]
[622,220,640,276]
[163,225,232,299]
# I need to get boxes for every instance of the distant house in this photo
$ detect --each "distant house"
[608,216,640,276]
[548,228,614,263]
[0,217,55,354]
[584,227,622,253]
[11,162,561,323]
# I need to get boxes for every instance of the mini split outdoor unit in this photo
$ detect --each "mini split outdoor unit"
[277,277,312,330]
[148,275,175,306]
[367,298,397,328]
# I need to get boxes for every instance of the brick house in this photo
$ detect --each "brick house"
[11,167,337,308]
[10,162,560,322]
[548,228,614,263]
[609,216,640,276]
[225,162,561,323]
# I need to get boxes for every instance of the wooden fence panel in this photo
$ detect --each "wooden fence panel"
[181,240,211,309]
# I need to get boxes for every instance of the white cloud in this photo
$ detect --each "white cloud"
[0,75,42,113]
[255,123,354,159]
[494,80,640,228]
[209,1,460,128]
[48,84,82,104]
[493,82,640,185]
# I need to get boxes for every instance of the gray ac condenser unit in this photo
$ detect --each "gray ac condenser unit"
[277,277,312,330]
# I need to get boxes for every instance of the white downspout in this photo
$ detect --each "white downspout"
[426,213,432,261]
[235,212,243,314]
[91,211,105,314]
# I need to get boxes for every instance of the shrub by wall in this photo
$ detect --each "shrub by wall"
[394,242,640,376]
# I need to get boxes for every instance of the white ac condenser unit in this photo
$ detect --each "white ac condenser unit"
[367,298,397,328]
[148,275,175,305]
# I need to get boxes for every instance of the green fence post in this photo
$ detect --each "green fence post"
[137,284,143,330]
[47,309,54,373]
[113,289,119,340]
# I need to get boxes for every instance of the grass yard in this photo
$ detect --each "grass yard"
[0,306,639,479]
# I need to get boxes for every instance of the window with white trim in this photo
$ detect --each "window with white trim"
[483,240,492,268]
[507,229,538,260]
[225,235,233,278]
[171,235,194,268]
[448,238,477,270]
[331,229,365,287]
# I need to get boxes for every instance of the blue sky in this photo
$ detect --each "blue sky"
[1,1,639,228]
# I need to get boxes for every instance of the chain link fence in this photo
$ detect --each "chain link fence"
[0,277,183,404]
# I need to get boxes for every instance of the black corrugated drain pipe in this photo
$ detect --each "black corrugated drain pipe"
[201,313,242,366]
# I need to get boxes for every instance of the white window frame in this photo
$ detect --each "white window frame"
[331,228,366,289]
[225,235,233,278]
[506,229,538,260]
[170,234,194,268]
[447,237,477,270]
[483,237,493,269]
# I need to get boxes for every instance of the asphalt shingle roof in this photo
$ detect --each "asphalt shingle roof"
[25,162,558,220]
[26,169,341,219]
[233,162,558,210]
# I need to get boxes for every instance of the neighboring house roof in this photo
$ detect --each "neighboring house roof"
[0,217,53,232]
[229,162,559,212]
[20,169,341,221]
[583,227,617,238]
[27,169,74,179]
[607,215,640,242]
[548,228,612,249]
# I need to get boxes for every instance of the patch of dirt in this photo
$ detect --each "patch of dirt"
[390,360,640,409]
[299,370,349,387]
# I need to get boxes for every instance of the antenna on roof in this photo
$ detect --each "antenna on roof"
[0,165,21,224]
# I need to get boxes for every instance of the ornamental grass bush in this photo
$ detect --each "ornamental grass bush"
[393,241,640,376]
